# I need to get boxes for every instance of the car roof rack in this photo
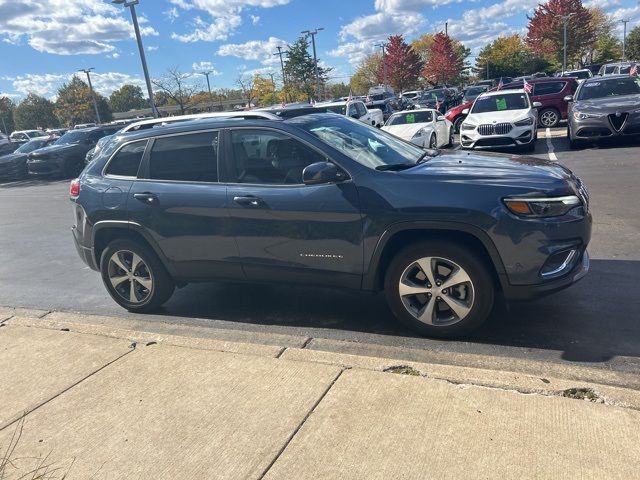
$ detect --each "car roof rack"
[119,111,282,133]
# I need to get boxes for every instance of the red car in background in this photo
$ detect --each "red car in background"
[446,77,579,132]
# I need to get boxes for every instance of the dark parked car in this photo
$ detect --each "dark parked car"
[501,77,579,127]
[463,85,488,103]
[566,75,640,148]
[0,136,56,180]
[27,126,119,177]
[71,114,591,338]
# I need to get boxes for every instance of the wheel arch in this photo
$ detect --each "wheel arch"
[364,223,508,293]
[92,221,175,276]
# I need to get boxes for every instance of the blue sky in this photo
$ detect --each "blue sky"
[1,0,638,100]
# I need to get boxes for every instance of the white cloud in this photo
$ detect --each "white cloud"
[109,52,121,59]
[169,0,289,42]
[374,0,452,12]
[251,15,260,25]
[147,46,159,51]
[164,7,180,22]
[192,61,222,75]
[0,0,158,55]
[4,71,144,99]
[328,41,377,66]
[217,36,288,65]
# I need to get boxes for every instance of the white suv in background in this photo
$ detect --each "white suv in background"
[459,90,540,152]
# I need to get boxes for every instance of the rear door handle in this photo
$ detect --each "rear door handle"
[233,195,263,207]
[133,192,159,206]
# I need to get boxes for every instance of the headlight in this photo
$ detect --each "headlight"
[412,128,429,139]
[514,117,534,126]
[461,123,476,131]
[503,195,581,218]
[572,111,603,120]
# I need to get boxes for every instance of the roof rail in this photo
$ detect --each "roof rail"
[119,110,281,133]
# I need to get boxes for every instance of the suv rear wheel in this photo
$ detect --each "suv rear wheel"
[384,241,494,338]
[100,239,175,312]
[538,108,560,128]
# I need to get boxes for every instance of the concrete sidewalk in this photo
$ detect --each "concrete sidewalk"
[1,309,639,479]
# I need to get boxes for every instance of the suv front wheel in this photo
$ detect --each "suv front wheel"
[384,241,494,338]
[100,239,175,312]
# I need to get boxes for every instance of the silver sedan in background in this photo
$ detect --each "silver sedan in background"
[566,75,640,149]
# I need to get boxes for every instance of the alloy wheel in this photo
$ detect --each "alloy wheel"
[539,110,559,127]
[107,250,153,304]
[398,256,475,326]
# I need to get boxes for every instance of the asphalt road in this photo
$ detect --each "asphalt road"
[1,130,639,372]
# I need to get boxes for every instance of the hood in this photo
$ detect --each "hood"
[574,95,640,112]
[0,152,26,164]
[382,123,432,139]
[28,143,79,158]
[404,150,576,194]
[466,109,531,124]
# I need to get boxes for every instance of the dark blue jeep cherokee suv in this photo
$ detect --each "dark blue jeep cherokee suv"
[71,113,591,337]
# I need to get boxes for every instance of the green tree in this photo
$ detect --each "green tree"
[55,77,112,127]
[625,25,640,61]
[350,53,381,94]
[475,34,551,78]
[14,94,59,130]
[284,36,331,101]
[254,75,280,106]
[108,84,146,112]
[327,82,351,99]
[593,34,622,64]
[0,96,15,134]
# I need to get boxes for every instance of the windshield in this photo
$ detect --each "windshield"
[15,139,49,153]
[471,93,529,113]
[55,130,90,145]
[465,87,486,97]
[563,71,590,79]
[577,78,640,100]
[604,66,616,74]
[323,105,347,115]
[386,111,433,126]
[423,89,446,100]
[301,117,427,170]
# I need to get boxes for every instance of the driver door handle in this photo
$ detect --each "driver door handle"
[233,195,263,207]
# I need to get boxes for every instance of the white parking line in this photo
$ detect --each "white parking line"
[546,127,558,161]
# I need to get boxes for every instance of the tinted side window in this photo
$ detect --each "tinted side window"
[355,102,367,117]
[105,140,147,177]
[534,82,566,96]
[149,131,218,182]
[230,129,325,185]
[347,103,358,117]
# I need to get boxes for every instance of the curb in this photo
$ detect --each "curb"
[4,309,640,411]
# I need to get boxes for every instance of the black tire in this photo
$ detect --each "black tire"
[100,239,175,313]
[429,134,437,149]
[453,116,465,134]
[538,108,560,128]
[384,241,495,338]
[446,127,455,148]
[567,125,584,150]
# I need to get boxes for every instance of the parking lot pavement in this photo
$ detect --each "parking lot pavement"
[0,133,639,374]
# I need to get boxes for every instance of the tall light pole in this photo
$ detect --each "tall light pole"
[274,45,288,101]
[112,0,159,118]
[197,71,214,107]
[79,68,101,124]
[559,13,576,74]
[302,28,324,100]
[620,19,630,61]
[375,42,388,89]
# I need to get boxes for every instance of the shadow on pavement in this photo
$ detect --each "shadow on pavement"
[0,177,68,188]
[156,258,639,364]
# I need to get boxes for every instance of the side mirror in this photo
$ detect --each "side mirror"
[302,162,341,185]
[437,115,445,122]
[532,101,543,108]
[563,95,573,102]
[462,108,469,115]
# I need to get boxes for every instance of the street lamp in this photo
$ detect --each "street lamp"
[375,42,388,89]
[301,28,324,100]
[78,67,101,124]
[558,13,576,74]
[196,71,214,108]
[273,45,288,101]
[112,0,159,118]
[620,19,630,61]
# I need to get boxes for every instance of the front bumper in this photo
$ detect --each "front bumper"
[570,112,640,140]
[503,249,589,301]
[26,157,65,175]
[0,160,27,179]
[461,125,535,149]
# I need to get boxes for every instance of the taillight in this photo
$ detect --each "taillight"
[70,179,80,198]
